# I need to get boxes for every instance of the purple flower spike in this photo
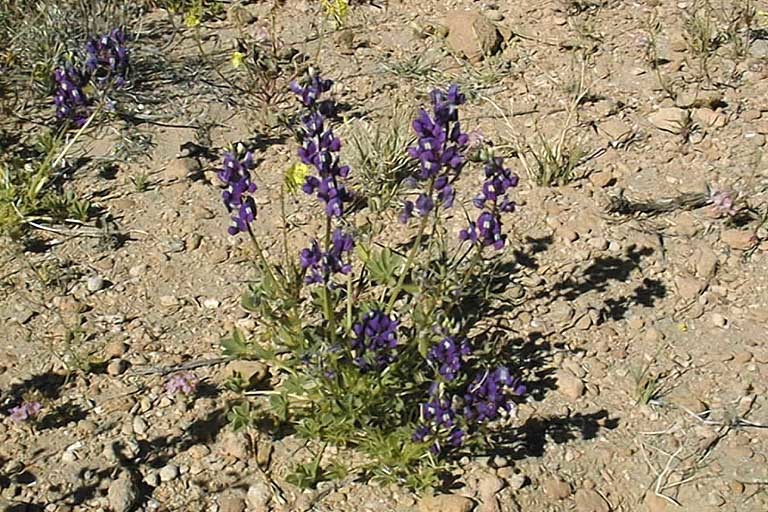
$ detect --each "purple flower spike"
[403,84,468,223]
[351,310,399,371]
[463,367,525,423]
[9,401,42,422]
[291,71,351,218]
[413,392,466,455]
[218,149,258,235]
[299,228,355,286]
[460,154,518,251]
[53,66,90,126]
[427,337,471,381]
[85,28,129,87]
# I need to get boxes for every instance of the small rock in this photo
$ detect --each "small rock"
[128,264,147,278]
[220,493,246,512]
[721,229,757,251]
[143,470,160,487]
[444,11,502,63]
[203,298,220,309]
[504,472,526,490]
[159,295,180,307]
[693,108,727,129]
[107,474,137,512]
[166,239,186,253]
[574,489,610,512]
[589,237,609,251]
[165,158,201,181]
[588,170,614,188]
[227,3,255,26]
[86,276,106,292]
[477,475,504,497]
[476,496,501,512]
[675,276,704,300]
[419,494,474,512]
[543,478,572,500]
[107,359,129,376]
[644,492,670,512]
[648,107,687,133]
[246,481,271,510]
[159,464,179,482]
[574,313,593,330]
[104,341,128,359]
[750,39,768,58]
[710,313,727,328]
[132,416,148,436]
[557,371,584,400]
[188,444,211,459]
[223,360,269,389]
[219,431,251,460]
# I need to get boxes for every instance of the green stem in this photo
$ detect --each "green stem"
[322,216,336,344]
[386,212,429,314]
[246,225,278,285]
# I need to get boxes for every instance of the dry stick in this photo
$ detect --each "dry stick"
[128,357,230,376]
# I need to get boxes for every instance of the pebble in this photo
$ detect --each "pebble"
[419,494,475,512]
[86,275,106,292]
[166,239,186,253]
[203,298,220,309]
[143,471,160,487]
[503,472,526,490]
[160,295,180,307]
[107,474,137,512]
[129,264,147,278]
[219,493,246,512]
[721,229,757,251]
[543,478,572,500]
[477,475,504,497]
[107,359,129,376]
[219,431,251,460]
[710,313,727,328]
[159,464,179,482]
[165,158,201,180]
[104,341,128,359]
[132,416,148,436]
[574,489,610,512]
[246,481,271,510]
[589,237,609,251]
[223,360,269,389]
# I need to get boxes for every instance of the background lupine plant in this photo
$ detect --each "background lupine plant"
[219,72,525,490]
[53,28,129,125]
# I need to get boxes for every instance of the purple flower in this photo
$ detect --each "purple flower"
[291,72,351,217]
[218,150,258,235]
[403,84,468,221]
[428,337,471,381]
[85,28,129,87]
[299,228,355,285]
[290,74,332,107]
[463,367,525,423]
[351,310,399,371]
[53,66,90,126]
[165,372,199,396]
[461,211,505,250]
[412,393,465,454]
[9,401,42,422]
[461,155,518,251]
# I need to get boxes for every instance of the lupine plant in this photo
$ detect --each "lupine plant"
[52,28,129,126]
[220,70,524,489]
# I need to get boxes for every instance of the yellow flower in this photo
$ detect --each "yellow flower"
[231,51,245,69]
[184,8,201,28]
[757,10,768,29]
[285,162,311,194]
[321,0,349,24]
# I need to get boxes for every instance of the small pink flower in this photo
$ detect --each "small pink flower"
[9,401,42,422]
[710,189,737,217]
[165,372,199,396]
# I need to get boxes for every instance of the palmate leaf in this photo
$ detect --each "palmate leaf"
[365,247,404,286]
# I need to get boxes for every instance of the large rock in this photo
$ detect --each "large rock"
[444,11,502,63]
